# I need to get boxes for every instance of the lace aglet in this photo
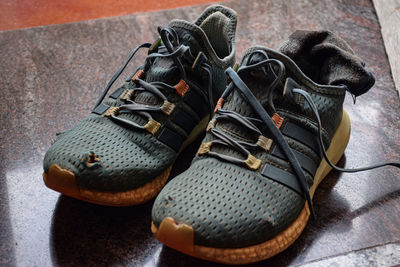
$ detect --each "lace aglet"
[310,205,316,220]
[351,93,357,104]
[306,196,316,220]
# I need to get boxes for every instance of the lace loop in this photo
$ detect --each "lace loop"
[93,26,216,134]
[93,43,152,109]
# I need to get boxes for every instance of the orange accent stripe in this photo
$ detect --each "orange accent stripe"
[214,98,224,113]
[272,113,284,129]
[174,80,189,97]
[131,69,145,83]
[0,0,224,31]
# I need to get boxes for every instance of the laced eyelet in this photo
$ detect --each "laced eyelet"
[104,107,120,118]
[206,119,216,132]
[144,118,161,135]
[160,100,175,115]
[198,142,212,155]
[272,113,284,129]
[256,136,273,152]
[174,80,189,97]
[244,154,261,170]
[214,98,225,113]
[131,69,145,83]
[119,89,134,101]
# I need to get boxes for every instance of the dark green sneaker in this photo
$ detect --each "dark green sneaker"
[151,31,398,264]
[43,5,237,206]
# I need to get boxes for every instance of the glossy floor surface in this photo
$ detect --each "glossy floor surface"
[0,0,399,266]
[0,0,223,31]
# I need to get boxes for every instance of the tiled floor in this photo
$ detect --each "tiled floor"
[0,0,223,31]
[0,0,399,266]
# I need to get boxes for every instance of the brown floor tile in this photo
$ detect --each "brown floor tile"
[0,0,223,31]
[0,0,399,266]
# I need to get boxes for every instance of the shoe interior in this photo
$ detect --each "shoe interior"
[195,10,234,59]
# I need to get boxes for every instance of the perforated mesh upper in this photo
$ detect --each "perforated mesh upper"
[152,46,348,248]
[43,5,237,193]
[152,157,304,247]
[44,108,175,192]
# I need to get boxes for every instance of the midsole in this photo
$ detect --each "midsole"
[310,110,351,198]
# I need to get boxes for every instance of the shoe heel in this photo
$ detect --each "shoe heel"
[310,109,351,198]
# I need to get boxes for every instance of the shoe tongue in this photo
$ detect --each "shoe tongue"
[168,21,205,59]
[215,57,268,143]
[224,51,282,117]
[145,21,206,82]
[134,21,204,105]
[216,50,287,144]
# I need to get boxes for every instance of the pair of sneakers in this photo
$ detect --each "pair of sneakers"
[43,5,399,264]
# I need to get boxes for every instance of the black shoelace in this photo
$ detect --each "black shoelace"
[205,51,400,218]
[92,27,214,130]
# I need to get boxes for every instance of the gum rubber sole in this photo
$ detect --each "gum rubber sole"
[42,115,209,206]
[151,110,351,264]
[43,164,171,206]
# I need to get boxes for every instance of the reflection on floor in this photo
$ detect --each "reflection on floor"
[0,0,399,266]
[302,243,400,267]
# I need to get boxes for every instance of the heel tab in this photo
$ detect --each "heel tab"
[195,4,237,27]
